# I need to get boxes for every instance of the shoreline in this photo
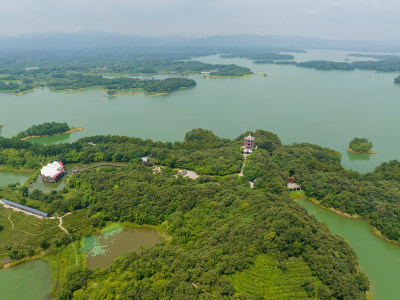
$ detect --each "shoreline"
[99,91,138,97]
[0,165,34,173]
[292,192,400,248]
[0,251,47,269]
[202,73,255,79]
[146,92,169,97]
[346,148,377,155]
[19,127,84,141]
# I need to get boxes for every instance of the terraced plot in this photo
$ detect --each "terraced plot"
[0,206,65,257]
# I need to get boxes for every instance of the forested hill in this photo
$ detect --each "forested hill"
[0,129,374,299]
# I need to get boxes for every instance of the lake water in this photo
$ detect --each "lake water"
[0,259,51,300]
[1,50,399,173]
[84,226,162,269]
[297,198,400,300]
[0,172,30,186]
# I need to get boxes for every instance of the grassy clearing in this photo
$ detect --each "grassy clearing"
[0,205,65,258]
[228,255,323,299]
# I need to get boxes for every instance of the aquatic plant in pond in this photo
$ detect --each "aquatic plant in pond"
[80,236,107,257]
[102,224,123,239]
[81,224,124,257]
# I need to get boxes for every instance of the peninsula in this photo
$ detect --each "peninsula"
[14,122,83,140]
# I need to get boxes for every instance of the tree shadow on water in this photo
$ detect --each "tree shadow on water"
[346,151,371,161]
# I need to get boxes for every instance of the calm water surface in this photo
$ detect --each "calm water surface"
[0,172,30,186]
[0,259,51,300]
[297,198,400,300]
[1,50,399,173]
[29,174,66,192]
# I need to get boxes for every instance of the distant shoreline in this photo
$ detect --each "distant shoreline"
[20,127,84,141]
[202,73,255,79]
[346,148,377,155]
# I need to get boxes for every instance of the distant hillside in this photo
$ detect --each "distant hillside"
[0,31,400,52]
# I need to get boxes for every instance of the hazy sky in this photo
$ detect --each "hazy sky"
[0,0,399,40]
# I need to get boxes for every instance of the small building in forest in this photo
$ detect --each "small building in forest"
[287,177,301,191]
[142,156,151,163]
[41,161,66,183]
[243,135,255,154]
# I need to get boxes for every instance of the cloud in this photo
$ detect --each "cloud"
[0,0,399,39]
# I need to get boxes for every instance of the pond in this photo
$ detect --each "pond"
[296,198,400,300]
[0,171,30,187]
[0,259,51,300]
[29,174,67,193]
[82,225,162,269]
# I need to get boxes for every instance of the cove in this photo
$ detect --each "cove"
[82,225,162,269]
[296,198,400,300]
[0,259,51,300]
[0,171,30,186]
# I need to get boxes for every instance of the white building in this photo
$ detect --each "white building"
[41,161,66,183]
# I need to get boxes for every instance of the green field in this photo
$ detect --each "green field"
[62,209,94,240]
[229,255,324,299]
[0,206,65,258]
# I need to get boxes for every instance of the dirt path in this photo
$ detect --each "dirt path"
[56,212,78,265]
[238,154,247,177]
[8,214,14,229]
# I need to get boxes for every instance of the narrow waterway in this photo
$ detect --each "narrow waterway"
[297,198,400,300]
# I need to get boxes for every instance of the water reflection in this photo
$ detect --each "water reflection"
[346,151,371,161]
[29,175,67,192]
[29,133,72,145]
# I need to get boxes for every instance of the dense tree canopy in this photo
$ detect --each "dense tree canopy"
[14,122,71,139]
[8,127,400,298]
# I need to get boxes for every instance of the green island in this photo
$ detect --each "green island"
[206,64,253,77]
[347,138,376,155]
[0,50,253,95]
[395,75,400,84]
[221,52,296,62]
[297,60,356,71]
[13,122,83,140]
[0,128,375,299]
[220,50,400,83]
